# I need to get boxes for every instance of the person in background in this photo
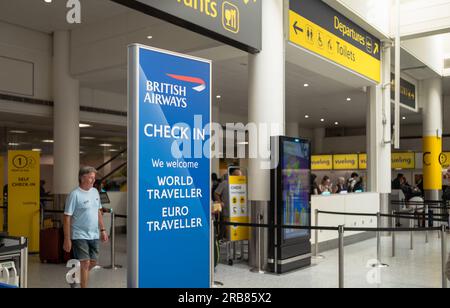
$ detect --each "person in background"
[392,173,404,190]
[347,173,359,193]
[63,167,109,288]
[353,177,364,192]
[319,176,332,194]
[311,174,320,195]
[334,177,347,194]
[211,173,220,202]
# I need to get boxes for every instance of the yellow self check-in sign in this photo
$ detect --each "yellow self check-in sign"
[289,0,381,83]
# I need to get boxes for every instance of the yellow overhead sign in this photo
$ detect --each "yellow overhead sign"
[311,155,333,170]
[289,0,381,83]
[358,154,367,170]
[333,154,358,170]
[391,153,415,170]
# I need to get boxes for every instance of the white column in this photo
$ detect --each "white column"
[313,128,326,154]
[422,78,443,200]
[286,123,299,138]
[248,0,285,271]
[53,31,80,201]
[248,0,285,202]
[367,45,391,195]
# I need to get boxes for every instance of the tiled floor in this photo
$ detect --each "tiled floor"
[27,232,449,288]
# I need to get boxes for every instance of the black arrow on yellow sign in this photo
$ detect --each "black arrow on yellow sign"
[293,21,303,35]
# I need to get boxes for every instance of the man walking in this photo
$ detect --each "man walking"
[63,166,109,288]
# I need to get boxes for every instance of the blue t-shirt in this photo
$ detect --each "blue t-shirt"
[64,187,102,240]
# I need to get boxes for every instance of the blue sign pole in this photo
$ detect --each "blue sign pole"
[128,44,211,288]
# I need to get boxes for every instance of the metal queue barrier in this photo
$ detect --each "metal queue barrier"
[0,236,28,288]
[41,206,125,271]
[215,220,447,288]
[314,210,449,268]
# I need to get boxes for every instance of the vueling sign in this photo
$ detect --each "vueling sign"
[112,0,261,53]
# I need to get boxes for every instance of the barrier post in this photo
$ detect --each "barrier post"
[441,225,448,289]
[374,213,389,268]
[19,237,28,288]
[392,211,396,258]
[338,225,345,289]
[313,209,324,260]
[105,210,122,270]
[425,205,429,244]
[410,216,414,250]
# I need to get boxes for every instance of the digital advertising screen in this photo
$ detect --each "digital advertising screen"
[281,139,311,240]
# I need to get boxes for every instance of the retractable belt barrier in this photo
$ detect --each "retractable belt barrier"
[215,210,449,289]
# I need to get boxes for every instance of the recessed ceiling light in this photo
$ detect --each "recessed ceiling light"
[402,116,407,120]
[9,130,28,134]
[109,149,119,152]
[42,140,54,143]
[99,143,113,147]
[320,119,325,122]
[304,84,309,87]
[237,142,249,145]
[79,123,91,128]
[346,98,352,102]
[147,35,153,40]
[305,115,310,119]
[216,95,221,99]
[335,122,339,125]
[44,0,52,3]
[81,136,95,140]
[8,143,20,146]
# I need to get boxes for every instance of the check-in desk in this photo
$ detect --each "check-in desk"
[311,193,380,251]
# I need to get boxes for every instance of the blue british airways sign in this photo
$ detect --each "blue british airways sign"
[128,45,211,288]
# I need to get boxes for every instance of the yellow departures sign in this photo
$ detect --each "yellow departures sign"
[289,0,381,83]
[8,151,40,252]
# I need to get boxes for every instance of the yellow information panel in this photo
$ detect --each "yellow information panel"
[391,153,415,170]
[228,176,249,241]
[440,152,450,169]
[358,154,367,170]
[423,137,442,190]
[289,0,381,83]
[0,157,3,232]
[8,151,40,252]
[311,155,333,170]
[333,154,358,170]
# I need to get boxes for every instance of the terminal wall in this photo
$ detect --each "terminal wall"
[0,21,52,101]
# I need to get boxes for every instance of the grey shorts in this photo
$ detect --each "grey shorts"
[72,240,99,262]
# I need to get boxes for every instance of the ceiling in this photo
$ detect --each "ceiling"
[0,0,129,33]
[0,0,446,149]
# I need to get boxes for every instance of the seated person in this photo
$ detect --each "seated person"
[319,176,333,195]
[334,177,347,194]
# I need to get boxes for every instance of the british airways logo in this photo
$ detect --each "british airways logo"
[167,74,207,92]
[144,74,206,109]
